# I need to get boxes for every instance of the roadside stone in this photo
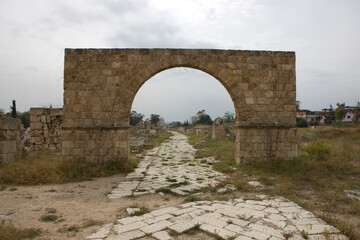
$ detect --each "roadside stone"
[144,213,173,224]
[200,223,237,239]
[151,207,179,216]
[87,223,113,239]
[168,219,202,233]
[126,208,140,216]
[106,229,145,240]
[152,231,172,240]
[140,220,173,234]
[45,208,56,214]
[217,184,236,193]
[114,221,148,233]
[296,224,340,235]
[248,181,264,187]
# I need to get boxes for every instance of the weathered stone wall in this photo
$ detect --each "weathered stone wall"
[0,118,23,162]
[29,108,63,153]
[212,124,227,141]
[63,48,297,163]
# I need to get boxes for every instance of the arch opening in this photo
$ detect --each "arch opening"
[130,67,236,124]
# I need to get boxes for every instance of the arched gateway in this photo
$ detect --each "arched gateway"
[62,49,297,163]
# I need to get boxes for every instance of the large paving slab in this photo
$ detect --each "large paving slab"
[108,132,226,199]
[87,196,348,240]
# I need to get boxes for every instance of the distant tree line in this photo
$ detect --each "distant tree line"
[130,111,163,126]
[130,110,236,128]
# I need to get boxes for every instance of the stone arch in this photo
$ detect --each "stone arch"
[62,49,297,163]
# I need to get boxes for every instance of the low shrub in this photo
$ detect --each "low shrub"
[303,140,332,161]
[0,220,42,240]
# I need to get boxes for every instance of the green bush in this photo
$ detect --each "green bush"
[303,141,332,161]
[296,117,308,128]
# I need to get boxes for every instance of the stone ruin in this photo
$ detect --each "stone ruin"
[0,117,24,162]
[62,48,297,163]
[210,118,236,141]
[29,108,63,153]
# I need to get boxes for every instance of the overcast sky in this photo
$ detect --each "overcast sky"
[0,0,359,122]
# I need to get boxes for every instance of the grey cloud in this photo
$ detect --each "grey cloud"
[23,65,39,72]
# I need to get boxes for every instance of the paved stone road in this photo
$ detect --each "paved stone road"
[88,132,348,240]
[108,132,226,199]
[88,196,347,240]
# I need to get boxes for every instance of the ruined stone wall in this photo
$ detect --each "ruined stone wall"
[0,118,23,162]
[29,108,63,153]
[212,124,227,141]
[63,49,297,163]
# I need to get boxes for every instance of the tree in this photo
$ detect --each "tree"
[197,114,212,125]
[335,103,346,122]
[130,111,144,126]
[222,111,235,123]
[183,120,189,127]
[150,114,160,126]
[324,105,335,125]
[296,117,308,128]
[10,100,16,118]
[18,111,30,128]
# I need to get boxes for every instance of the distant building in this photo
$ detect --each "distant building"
[189,116,198,125]
[158,117,166,128]
[296,109,323,125]
[189,109,209,125]
[342,103,360,123]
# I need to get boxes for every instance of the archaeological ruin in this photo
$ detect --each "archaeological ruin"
[62,48,297,163]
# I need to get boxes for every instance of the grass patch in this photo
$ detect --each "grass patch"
[169,181,189,188]
[0,220,42,240]
[39,214,59,222]
[82,219,103,228]
[132,207,150,216]
[144,131,173,149]
[184,196,201,202]
[0,154,137,185]
[186,132,235,173]
[166,178,177,183]
[58,224,80,233]
[155,188,173,194]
